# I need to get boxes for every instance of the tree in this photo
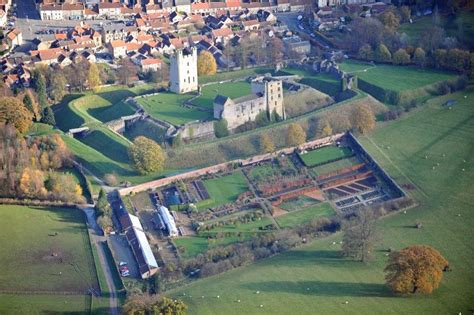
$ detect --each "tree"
[348,18,384,52]
[392,48,410,65]
[117,59,138,86]
[286,123,306,146]
[420,26,445,52]
[88,63,101,91]
[318,118,332,137]
[413,47,426,68]
[260,133,275,154]
[214,119,229,138]
[197,51,217,76]
[33,70,48,110]
[97,215,113,231]
[350,104,375,135]
[0,97,33,133]
[358,44,374,61]
[129,136,166,174]
[378,11,400,30]
[255,111,270,127]
[341,208,379,262]
[399,6,411,23]
[41,106,56,126]
[446,48,470,73]
[23,90,41,121]
[385,245,449,294]
[19,168,47,199]
[45,172,85,203]
[96,189,111,217]
[267,37,285,65]
[375,44,392,63]
[49,72,67,102]
[123,295,187,315]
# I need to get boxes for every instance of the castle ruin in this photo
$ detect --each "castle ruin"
[213,77,285,129]
[169,47,198,94]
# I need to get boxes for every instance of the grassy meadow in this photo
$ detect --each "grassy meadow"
[339,60,455,92]
[168,87,474,314]
[202,171,249,209]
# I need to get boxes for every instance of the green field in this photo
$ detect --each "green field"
[201,172,249,209]
[276,203,336,229]
[0,205,98,292]
[276,67,342,96]
[0,294,92,314]
[169,87,474,314]
[137,92,212,125]
[339,60,455,92]
[299,146,353,167]
[191,81,252,109]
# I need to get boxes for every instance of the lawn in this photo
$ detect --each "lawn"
[310,156,362,177]
[191,81,252,109]
[299,146,353,167]
[276,67,342,96]
[339,60,455,92]
[79,128,131,164]
[137,92,212,125]
[0,205,98,293]
[169,87,474,314]
[276,203,336,229]
[278,195,320,211]
[199,67,273,84]
[201,171,249,209]
[54,85,154,132]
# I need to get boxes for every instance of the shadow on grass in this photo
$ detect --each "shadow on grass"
[242,280,392,298]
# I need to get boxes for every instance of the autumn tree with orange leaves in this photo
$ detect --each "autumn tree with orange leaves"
[384,245,449,295]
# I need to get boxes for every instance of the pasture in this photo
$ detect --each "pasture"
[169,87,474,314]
[299,146,353,167]
[276,203,336,229]
[339,60,455,92]
[0,205,98,293]
[136,92,212,125]
[202,171,249,209]
[191,81,252,109]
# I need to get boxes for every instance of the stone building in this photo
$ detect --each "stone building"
[169,47,198,94]
[213,77,285,129]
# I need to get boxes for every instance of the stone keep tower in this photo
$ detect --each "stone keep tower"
[251,77,285,120]
[169,47,198,94]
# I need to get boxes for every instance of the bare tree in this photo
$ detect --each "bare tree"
[341,208,380,262]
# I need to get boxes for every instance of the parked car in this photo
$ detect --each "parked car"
[119,261,127,267]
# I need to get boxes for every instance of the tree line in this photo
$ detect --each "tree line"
[0,123,85,203]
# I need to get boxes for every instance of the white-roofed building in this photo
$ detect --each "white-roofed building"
[121,212,159,279]
[159,206,179,237]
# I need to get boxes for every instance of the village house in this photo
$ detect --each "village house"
[6,29,22,51]
[140,58,163,72]
[109,40,127,58]
[98,2,122,18]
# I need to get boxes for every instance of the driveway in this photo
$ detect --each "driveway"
[109,234,141,279]
[80,206,119,315]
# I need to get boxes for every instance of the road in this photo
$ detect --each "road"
[276,12,333,50]
[80,205,119,315]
